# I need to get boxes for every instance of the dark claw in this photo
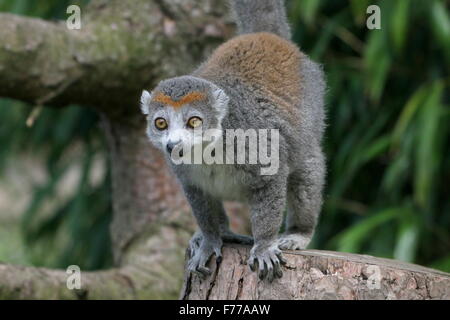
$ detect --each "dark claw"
[276,269,283,279]
[197,266,212,276]
[258,263,267,280]
[269,263,277,282]
[249,258,257,272]
[273,259,283,277]
[277,252,287,265]
[267,268,275,283]
[193,271,207,279]
[258,271,265,280]
[274,264,283,278]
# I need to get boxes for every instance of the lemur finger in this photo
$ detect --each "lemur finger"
[274,264,283,279]
[276,252,287,265]
[258,258,267,280]
[272,257,283,279]
[188,265,205,278]
[188,246,197,259]
[214,248,222,262]
[264,259,275,282]
[192,270,207,279]
[248,257,257,272]
[267,266,275,283]
[196,266,212,277]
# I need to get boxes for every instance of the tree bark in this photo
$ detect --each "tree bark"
[181,245,450,300]
[0,0,233,116]
[0,0,246,299]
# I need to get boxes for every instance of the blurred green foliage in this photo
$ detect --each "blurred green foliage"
[0,0,111,271]
[289,0,449,271]
[0,0,448,272]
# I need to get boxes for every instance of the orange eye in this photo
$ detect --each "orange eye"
[187,116,202,129]
[155,118,168,130]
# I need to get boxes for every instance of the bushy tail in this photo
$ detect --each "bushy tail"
[230,0,291,40]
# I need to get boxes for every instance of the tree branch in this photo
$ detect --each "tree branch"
[182,245,450,300]
[0,0,232,117]
[0,223,193,299]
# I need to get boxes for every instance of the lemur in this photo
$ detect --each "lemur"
[140,0,325,281]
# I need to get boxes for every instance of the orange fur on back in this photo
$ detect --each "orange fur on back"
[196,32,303,116]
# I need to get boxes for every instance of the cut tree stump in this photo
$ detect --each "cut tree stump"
[180,244,450,300]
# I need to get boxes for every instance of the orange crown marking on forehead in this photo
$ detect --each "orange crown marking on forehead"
[152,91,206,108]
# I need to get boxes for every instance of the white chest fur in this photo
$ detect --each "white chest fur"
[189,164,249,201]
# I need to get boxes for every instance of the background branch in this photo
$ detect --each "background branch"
[0,0,239,299]
[0,0,232,116]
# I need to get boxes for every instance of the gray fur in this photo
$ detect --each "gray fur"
[230,0,291,39]
[140,0,326,281]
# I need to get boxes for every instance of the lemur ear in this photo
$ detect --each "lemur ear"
[140,90,152,115]
[212,87,229,122]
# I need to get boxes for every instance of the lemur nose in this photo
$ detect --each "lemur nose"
[166,140,181,154]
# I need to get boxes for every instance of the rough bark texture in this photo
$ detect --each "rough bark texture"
[0,0,243,300]
[0,0,233,116]
[181,245,450,300]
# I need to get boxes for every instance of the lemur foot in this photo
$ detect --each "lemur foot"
[189,231,253,256]
[187,236,223,279]
[278,233,312,250]
[248,242,286,282]
[188,231,203,257]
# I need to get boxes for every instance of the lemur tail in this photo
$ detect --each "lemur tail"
[229,0,291,40]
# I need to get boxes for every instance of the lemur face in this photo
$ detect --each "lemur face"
[140,76,229,160]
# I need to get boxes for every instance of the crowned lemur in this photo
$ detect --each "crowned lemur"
[140,0,325,281]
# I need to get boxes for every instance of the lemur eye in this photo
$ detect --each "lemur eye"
[154,117,168,130]
[187,116,203,129]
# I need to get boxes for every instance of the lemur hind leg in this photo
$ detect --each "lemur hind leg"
[189,216,253,257]
[279,150,325,250]
[188,199,253,264]
[218,206,254,245]
[222,231,254,245]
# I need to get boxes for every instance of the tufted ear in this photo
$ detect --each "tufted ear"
[140,90,152,115]
[212,87,229,122]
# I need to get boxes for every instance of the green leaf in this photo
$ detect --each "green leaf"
[364,30,391,101]
[335,208,402,253]
[429,255,450,273]
[297,0,322,26]
[414,81,444,208]
[390,0,410,53]
[350,0,371,25]
[360,135,391,163]
[391,85,429,148]
[430,0,450,62]
[394,213,420,262]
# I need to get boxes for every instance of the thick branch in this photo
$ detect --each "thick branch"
[181,245,450,300]
[0,224,192,299]
[0,0,252,300]
[0,0,232,117]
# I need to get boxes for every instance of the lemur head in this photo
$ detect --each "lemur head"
[140,76,229,158]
